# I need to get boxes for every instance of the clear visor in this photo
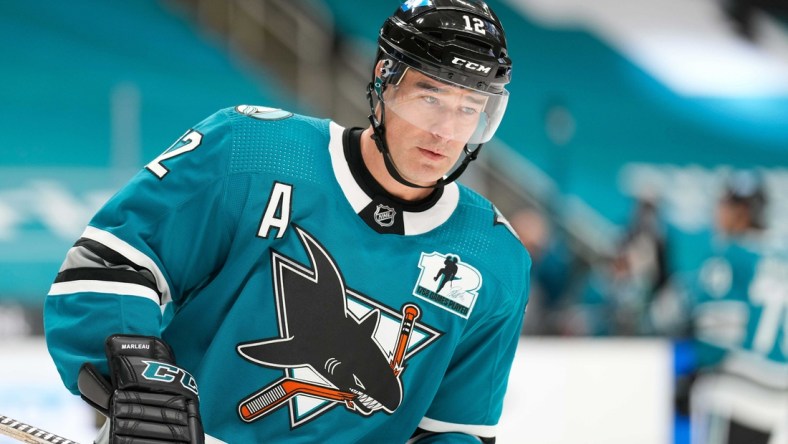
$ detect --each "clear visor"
[382,68,509,145]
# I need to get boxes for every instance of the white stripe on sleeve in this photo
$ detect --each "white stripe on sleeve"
[417,417,496,439]
[48,280,161,305]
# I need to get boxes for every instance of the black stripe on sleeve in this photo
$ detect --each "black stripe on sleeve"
[54,268,161,301]
[74,238,150,274]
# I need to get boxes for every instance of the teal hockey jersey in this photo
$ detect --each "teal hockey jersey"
[692,237,788,373]
[44,105,531,443]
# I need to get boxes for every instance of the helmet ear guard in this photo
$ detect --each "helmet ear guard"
[366,56,398,135]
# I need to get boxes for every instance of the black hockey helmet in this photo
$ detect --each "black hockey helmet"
[378,0,512,94]
[366,0,513,189]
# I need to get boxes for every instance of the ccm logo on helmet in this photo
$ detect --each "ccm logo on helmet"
[451,57,491,74]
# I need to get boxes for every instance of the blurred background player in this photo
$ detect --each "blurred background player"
[685,171,787,444]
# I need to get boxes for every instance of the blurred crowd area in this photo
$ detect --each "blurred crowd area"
[512,169,786,342]
[506,167,788,443]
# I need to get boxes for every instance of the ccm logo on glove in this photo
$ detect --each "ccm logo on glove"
[142,361,199,395]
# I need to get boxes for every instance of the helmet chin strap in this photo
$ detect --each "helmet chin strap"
[365,81,483,190]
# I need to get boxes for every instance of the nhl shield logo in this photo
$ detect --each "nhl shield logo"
[412,252,482,319]
[374,204,396,227]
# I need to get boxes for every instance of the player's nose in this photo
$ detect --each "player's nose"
[427,116,457,142]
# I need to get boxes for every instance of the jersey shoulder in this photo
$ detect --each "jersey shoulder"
[454,184,525,249]
[449,184,531,297]
[216,105,332,181]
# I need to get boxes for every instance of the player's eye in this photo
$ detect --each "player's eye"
[422,95,439,105]
[353,374,365,390]
[460,106,479,116]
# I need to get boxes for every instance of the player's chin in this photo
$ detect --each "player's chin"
[406,168,449,187]
[398,157,451,184]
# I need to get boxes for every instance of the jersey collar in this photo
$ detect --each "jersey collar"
[328,121,459,235]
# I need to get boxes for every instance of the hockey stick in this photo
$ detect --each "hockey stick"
[238,377,357,422]
[0,415,80,444]
[391,303,420,376]
[239,303,421,422]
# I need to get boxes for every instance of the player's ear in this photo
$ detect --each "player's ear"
[373,58,402,85]
[374,59,386,78]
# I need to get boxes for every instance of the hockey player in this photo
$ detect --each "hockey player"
[44,0,529,443]
[688,171,787,444]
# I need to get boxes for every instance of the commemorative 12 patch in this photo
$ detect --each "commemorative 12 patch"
[412,252,482,319]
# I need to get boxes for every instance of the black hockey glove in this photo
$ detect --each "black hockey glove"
[77,335,204,444]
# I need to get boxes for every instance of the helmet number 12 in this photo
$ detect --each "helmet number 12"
[462,15,486,35]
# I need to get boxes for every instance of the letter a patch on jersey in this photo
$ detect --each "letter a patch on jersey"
[413,252,483,319]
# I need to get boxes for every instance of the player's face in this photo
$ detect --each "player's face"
[381,69,487,186]
[716,199,750,235]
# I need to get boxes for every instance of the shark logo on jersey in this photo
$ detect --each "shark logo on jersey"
[236,226,440,427]
[235,104,293,121]
[413,252,483,319]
